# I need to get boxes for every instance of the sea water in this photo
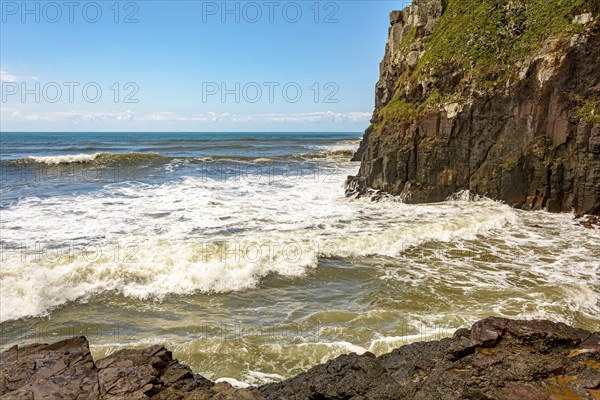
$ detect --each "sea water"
[0,131,598,385]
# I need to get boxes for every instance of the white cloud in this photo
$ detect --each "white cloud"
[2,109,135,122]
[1,109,371,128]
[141,111,218,122]
[140,111,371,123]
[0,69,41,82]
[0,70,18,82]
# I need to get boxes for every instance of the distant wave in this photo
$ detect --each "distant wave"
[3,152,171,166]
[2,148,357,167]
[30,153,102,164]
[298,149,355,159]
[196,156,275,164]
[196,149,356,164]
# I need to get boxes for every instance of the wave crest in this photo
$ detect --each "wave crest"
[2,148,355,168]
[4,152,169,166]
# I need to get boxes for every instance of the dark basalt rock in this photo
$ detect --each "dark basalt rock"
[260,352,404,400]
[0,336,99,399]
[2,318,598,399]
[0,337,263,400]
[260,317,600,400]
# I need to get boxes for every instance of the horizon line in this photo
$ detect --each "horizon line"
[0,131,365,134]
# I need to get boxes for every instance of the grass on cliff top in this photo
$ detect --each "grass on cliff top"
[416,0,593,83]
[376,0,597,132]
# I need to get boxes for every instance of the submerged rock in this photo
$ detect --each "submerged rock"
[1,317,598,399]
[580,214,600,229]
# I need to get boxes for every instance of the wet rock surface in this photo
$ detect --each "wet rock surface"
[0,337,262,400]
[1,317,598,399]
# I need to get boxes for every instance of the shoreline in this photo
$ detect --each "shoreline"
[2,317,599,399]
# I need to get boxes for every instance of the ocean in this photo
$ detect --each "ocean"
[0,131,598,385]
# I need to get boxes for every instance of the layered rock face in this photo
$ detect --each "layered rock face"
[1,318,599,399]
[349,0,600,215]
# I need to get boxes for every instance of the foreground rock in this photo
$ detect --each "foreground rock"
[0,338,262,400]
[262,318,600,400]
[349,0,600,216]
[1,318,599,399]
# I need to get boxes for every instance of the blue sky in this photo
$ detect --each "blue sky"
[1,0,410,131]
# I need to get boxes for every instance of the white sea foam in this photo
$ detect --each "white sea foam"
[368,334,439,354]
[298,341,368,356]
[27,153,101,164]
[1,162,599,324]
[215,377,251,388]
[244,371,285,385]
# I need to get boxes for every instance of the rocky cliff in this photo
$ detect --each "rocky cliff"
[348,0,600,215]
[1,318,599,399]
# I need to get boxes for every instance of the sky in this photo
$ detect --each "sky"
[0,0,411,132]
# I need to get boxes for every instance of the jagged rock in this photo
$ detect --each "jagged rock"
[96,345,212,399]
[0,336,100,399]
[374,0,447,111]
[260,352,403,400]
[0,337,259,400]
[1,318,598,399]
[260,317,600,400]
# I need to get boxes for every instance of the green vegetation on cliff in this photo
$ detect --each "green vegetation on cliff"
[574,99,600,124]
[379,90,461,128]
[417,0,592,79]
[377,0,598,131]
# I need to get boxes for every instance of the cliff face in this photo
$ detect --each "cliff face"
[349,0,600,215]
